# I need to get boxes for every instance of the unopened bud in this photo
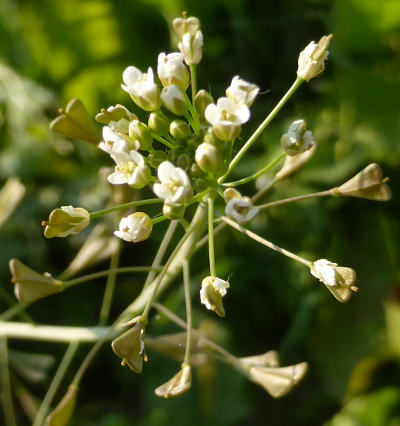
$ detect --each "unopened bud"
[170,119,192,139]
[163,202,185,219]
[160,85,188,116]
[194,90,214,123]
[176,153,191,169]
[148,150,168,168]
[43,206,90,238]
[195,143,223,175]
[148,112,170,137]
[128,120,153,151]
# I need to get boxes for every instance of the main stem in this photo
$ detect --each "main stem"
[183,260,192,365]
[219,77,303,183]
[208,196,216,276]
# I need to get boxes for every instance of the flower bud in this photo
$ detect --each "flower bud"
[173,15,201,40]
[224,188,259,223]
[297,35,333,82]
[275,144,316,180]
[45,384,78,426]
[280,120,315,156]
[200,276,229,317]
[155,364,192,398]
[195,142,223,175]
[157,52,189,90]
[148,150,168,168]
[160,85,188,116]
[178,30,203,65]
[111,322,147,373]
[114,212,152,243]
[163,202,185,219]
[249,362,308,398]
[128,120,153,151]
[332,163,391,201]
[176,153,191,169]
[193,90,214,123]
[311,259,358,303]
[170,119,192,139]
[42,206,90,238]
[9,259,63,303]
[95,104,136,125]
[50,98,100,144]
[148,112,170,137]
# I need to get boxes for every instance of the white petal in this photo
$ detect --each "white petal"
[235,104,251,123]
[123,66,142,87]
[129,150,145,167]
[205,104,218,125]
[108,171,128,185]
[153,183,171,200]
[158,161,176,183]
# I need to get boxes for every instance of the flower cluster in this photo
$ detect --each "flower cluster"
[11,12,390,421]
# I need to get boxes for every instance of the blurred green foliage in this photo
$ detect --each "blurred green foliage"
[0,0,399,425]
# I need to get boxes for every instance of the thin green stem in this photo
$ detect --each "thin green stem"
[141,214,205,320]
[0,337,17,426]
[223,152,286,188]
[33,342,79,426]
[143,220,178,290]
[257,189,332,210]
[218,77,304,183]
[0,288,32,322]
[208,197,216,276]
[221,215,313,268]
[183,92,201,135]
[251,176,280,203]
[0,303,30,322]
[98,239,121,325]
[151,132,174,149]
[151,214,168,225]
[183,260,192,365]
[90,198,162,219]
[189,65,197,100]
[63,266,162,289]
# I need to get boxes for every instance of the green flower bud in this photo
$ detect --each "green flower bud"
[193,89,214,123]
[160,85,188,116]
[148,112,170,137]
[176,153,191,169]
[10,259,63,303]
[42,206,90,238]
[187,135,202,150]
[195,142,223,175]
[111,322,147,374]
[128,120,153,151]
[148,150,168,168]
[163,202,186,219]
[170,119,192,139]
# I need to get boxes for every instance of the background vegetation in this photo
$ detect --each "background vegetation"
[0,0,399,425]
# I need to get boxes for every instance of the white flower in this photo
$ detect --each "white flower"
[226,76,259,107]
[178,30,203,65]
[160,85,188,116]
[114,212,152,243]
[153,161,192,205]
[121,66,161,111]
[99,126,135,155]
[200,276,230,317]
[205,97,250,141]
[311,258,358,303]
[297,35,332,82]
[224,188,259,223]
[108,150,151,189]
[157,52,189,90]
